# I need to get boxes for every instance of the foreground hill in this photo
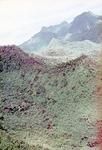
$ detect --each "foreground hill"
[0,45,46,71]
[0,46,100,149]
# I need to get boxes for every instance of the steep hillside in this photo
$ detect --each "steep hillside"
[0,46,99,149]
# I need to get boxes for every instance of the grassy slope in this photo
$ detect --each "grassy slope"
[0,54,98,149]
[0,129,42,150]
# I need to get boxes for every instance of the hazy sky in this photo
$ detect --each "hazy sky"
[0,0,102,45]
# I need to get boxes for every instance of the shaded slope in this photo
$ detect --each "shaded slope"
[70,21,102,43]
[69,11,98,34]
[0,45,46,72]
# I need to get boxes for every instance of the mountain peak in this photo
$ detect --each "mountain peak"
[74,11,97,21]
[69,11,98,34]
[80,11,95,16]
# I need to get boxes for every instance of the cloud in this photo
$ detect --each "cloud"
[0,0,102,45]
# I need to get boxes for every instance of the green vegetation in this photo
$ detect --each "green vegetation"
[0,63,97,149]
[0,130,50,150]
[0,49,97,149]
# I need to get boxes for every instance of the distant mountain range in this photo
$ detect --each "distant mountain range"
[20,11,102,54]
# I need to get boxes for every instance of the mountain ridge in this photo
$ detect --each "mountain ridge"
[20,11,102,53]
